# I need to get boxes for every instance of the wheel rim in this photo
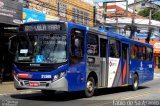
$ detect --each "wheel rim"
[87,80,94,93]
[134,78,138,88]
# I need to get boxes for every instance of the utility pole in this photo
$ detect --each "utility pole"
[103,2,107,28]
[130,0,136,39]
[146,5,152,43]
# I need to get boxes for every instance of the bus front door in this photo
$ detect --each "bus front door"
[122,43,129,85]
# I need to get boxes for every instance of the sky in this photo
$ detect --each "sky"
[83,0,160,6]
[128,0,134,4]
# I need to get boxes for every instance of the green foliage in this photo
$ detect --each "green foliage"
[138,8,160,21]
[152,11,160,21]
[138,8,150,17]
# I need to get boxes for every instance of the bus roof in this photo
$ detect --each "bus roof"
[105,30,153,48]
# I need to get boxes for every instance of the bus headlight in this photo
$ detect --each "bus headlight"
[53,75,59,82]
[60,71,66,78]
[52,71,66,82]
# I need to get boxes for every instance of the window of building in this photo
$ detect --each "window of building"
[72,8,90,26]
[87,33,99,56]
[131,44,138,59]
[55,1,67,17]
[109,39,120,58]
[29,0,51,15]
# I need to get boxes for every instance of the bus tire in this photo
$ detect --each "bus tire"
[41,90,56,95]
[132,74,139,91]
[85,77,95,98]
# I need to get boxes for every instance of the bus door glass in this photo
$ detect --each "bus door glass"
[100,38,108,87]
[122,43,129,85]
[108,39,121,87]
[70,28,84,65]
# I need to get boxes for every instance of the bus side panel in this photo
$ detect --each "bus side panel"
[108,57,121,87]
[129,59,154,85]
[141,61,154,82]
[66,64,86,91]
[129,60,144,84]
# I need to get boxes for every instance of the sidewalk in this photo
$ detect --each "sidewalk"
[0,81,18,95]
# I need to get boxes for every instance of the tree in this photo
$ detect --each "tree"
[138,8,150,17]
[138,7,160,21]
[152,11,160,21]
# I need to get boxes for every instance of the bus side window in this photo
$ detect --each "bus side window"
[146,47,153,61]
[87,33,99,56]
[131,44,138,59]
[109,39,120,58]
[70,28,84,65]
[139,46,146,60]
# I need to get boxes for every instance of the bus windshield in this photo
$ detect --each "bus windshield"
[15,32,67,64]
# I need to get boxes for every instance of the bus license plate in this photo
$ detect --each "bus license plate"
[29,82,40,87]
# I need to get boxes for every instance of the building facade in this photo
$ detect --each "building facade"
[19,0,94,27]
[51,0,94,27]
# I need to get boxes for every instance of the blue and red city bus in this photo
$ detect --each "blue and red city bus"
[9,21,154,97]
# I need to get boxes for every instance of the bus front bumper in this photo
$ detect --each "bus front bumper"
[14,77,68,91]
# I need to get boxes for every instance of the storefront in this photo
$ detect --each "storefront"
[0,0,22,81]
[150,40,160,70]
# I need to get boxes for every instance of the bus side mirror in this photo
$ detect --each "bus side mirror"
[8,35,17,55]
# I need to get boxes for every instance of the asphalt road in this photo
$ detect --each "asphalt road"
[0,78,160,106]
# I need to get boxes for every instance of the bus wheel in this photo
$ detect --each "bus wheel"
[85,77,95,97]
[41,90,56,95]
[132,74,139,91]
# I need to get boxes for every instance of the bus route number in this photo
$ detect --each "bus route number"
[41,75,51,79]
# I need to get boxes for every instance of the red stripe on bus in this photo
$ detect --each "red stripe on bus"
[122,62,127,84]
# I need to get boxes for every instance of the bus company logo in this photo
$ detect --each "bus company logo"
[140,62,143,68]
[109,61,116,67]
[140,62,143,70]
[0,1,4,8]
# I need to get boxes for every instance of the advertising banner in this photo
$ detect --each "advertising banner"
[0,0,22,25]
[23,8,45,23]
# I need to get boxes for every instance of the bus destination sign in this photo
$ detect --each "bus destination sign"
[24,23,63,32]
